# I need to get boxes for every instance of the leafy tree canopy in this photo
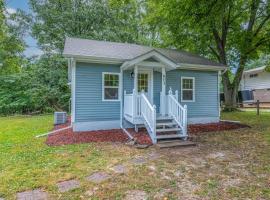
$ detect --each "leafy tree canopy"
[147,0,270,109]
[30,0,152,52]
[0,0,27,75]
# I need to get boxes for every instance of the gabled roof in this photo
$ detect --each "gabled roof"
[63,37,226,69]
[121,49,177,70]
[244,66,267,74]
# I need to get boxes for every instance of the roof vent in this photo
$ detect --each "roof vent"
[54,112,67,125]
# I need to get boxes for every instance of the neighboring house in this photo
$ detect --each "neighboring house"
[240,66,270,107]
[63,38,227,144]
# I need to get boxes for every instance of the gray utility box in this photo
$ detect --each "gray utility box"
[54,112,67,125]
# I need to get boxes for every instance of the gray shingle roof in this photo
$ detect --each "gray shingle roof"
[63,37,225,67]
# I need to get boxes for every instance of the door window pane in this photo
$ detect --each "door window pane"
[138,73,148,92]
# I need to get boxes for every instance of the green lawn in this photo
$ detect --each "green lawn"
[0,115,141,199]
[0,112,269,199]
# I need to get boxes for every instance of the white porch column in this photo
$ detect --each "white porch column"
[134,65,138,94]
[160,67,166,116]
[133,65,138,118]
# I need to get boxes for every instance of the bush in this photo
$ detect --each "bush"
[0,54,70,115]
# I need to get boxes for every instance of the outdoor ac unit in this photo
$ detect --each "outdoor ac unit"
[54,112,67,125]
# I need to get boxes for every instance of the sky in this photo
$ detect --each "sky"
[5,0,43,57]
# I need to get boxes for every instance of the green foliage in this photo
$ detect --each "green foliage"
[147,0,270,61]
[0,1,25,75]
[30,0,152,52]
[246,54,270,70]
[146,0,270,108]
[0,54,70,115]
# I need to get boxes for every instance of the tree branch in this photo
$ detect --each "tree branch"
[209,45,220,61]
[246,37,270,54]
[253,14,270,37]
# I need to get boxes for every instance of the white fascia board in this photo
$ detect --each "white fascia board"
[177,63,227,71]
[63,54,125,65]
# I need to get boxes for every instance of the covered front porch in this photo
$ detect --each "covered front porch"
[120,50,188,144]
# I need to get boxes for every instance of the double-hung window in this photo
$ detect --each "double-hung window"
[102,72,120,101]
[181,77,195,102]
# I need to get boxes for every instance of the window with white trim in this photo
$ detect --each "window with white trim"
[181,77,195,102]
[102,73,120,101]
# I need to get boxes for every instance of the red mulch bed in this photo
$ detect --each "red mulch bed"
[46,128,129,146]
[188,121,250,135]
[46,118,249,146]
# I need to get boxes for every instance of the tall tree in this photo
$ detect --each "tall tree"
[147,0,270,110]
[0,1,25,75]
[30,0,151,52]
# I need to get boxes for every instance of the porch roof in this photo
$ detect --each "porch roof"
[120,49,177,71]
[63,37,227,70]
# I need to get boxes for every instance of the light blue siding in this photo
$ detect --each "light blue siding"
[75,62,120,122]
[166,69,219,118]
[75,62,219,123]
[123,70,133,94]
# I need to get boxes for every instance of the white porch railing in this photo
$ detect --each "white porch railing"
[141,93,156,143]
[160,90,178,115]
[124,89,142,122]
[124,91,134,121]
[167,89,188,137]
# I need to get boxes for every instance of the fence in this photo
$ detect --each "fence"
[237,100,270,115]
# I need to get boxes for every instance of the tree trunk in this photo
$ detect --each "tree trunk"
[223,83,238,111]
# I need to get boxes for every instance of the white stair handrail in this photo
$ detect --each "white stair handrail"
[168,89,188,137]
[140,92,156,143]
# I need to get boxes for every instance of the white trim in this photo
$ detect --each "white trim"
[218,71,221,118]
[102,72,121,101]
[73,120,120,131]
[120,69,123,128]
[71,58,76,123]
[121,50,177,70]
[160,67,166,116]
[63,54,227,71]
[177,63,227,71]
[181,77,195,102]
[63,54,125,64]
[188,117,219,124]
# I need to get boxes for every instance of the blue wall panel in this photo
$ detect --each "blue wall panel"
[166,69,219,118]
[75,62,219,122]
[75,62,120,122]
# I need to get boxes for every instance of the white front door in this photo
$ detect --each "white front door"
[137,70,153,103]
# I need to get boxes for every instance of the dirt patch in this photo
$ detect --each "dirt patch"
[124,190,148,200]
[128,128,153,145]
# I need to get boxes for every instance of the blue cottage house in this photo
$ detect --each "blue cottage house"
[63,38,227,144]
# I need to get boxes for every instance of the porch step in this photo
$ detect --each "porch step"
[156,134,182,139]
[156,115,173,120]
[157,141,196,148]
[156,122,177,127]
[156,128,180,133]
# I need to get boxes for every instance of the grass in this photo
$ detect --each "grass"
[0,115,141,199]
[0,111,270,199]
